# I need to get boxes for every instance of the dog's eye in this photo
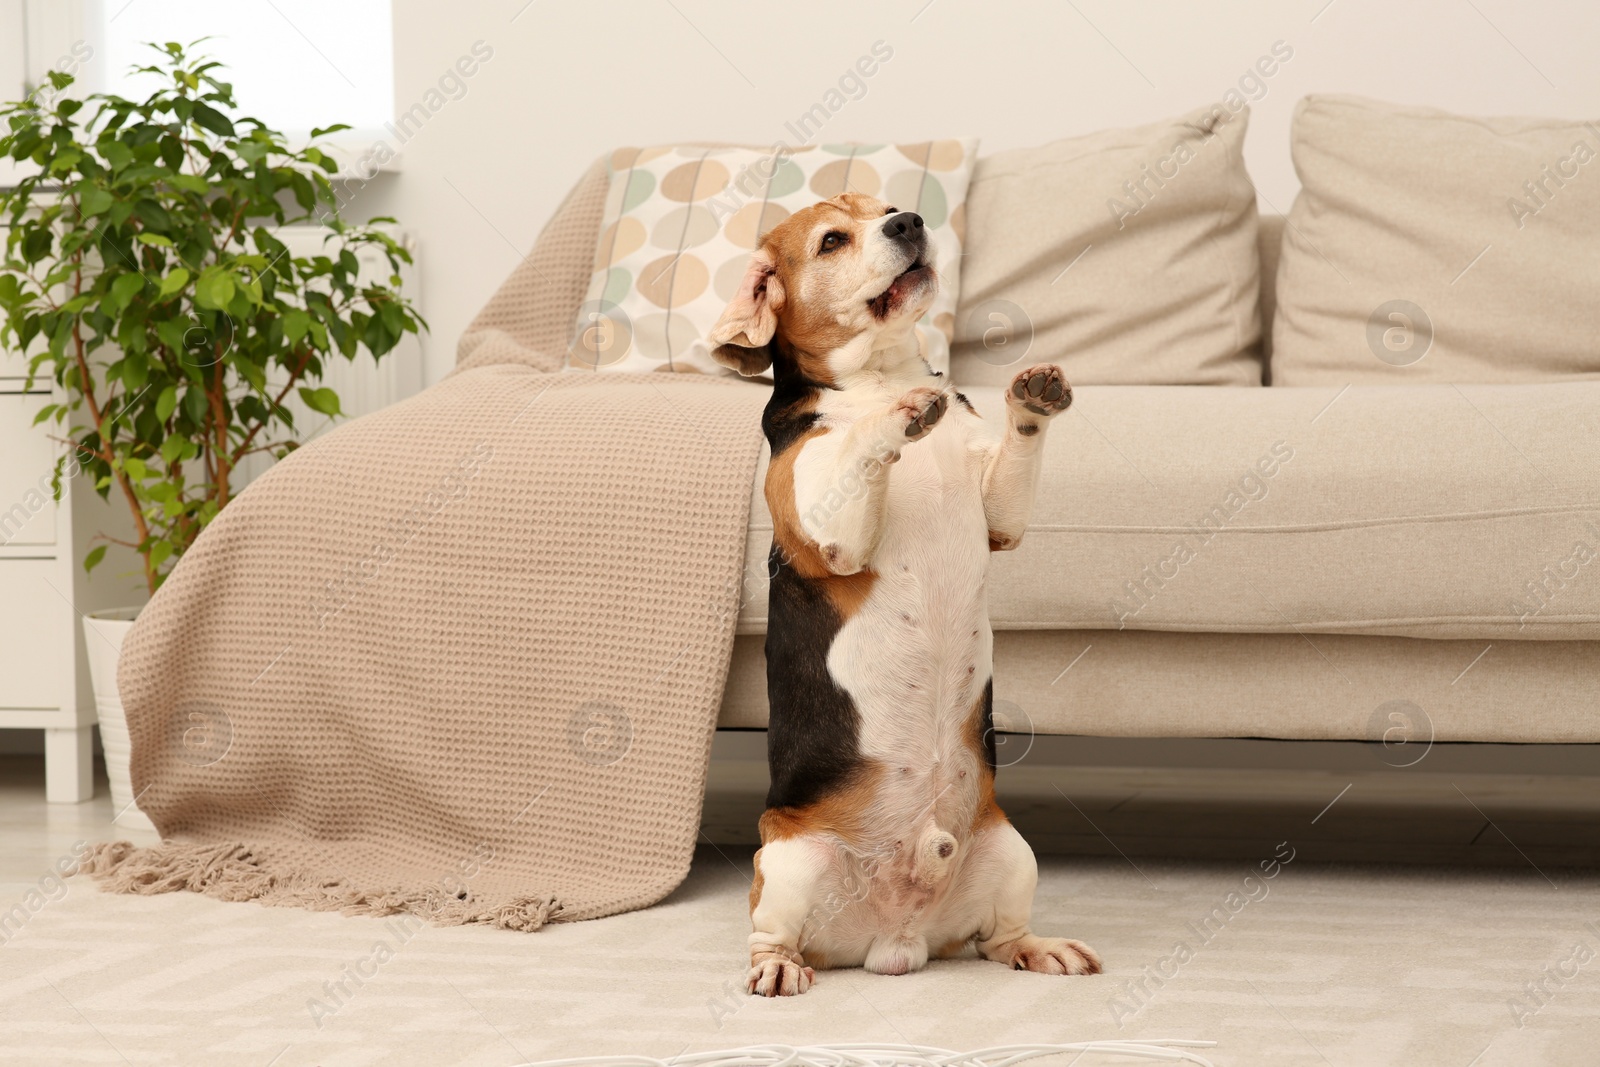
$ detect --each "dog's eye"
[883,206,898,216]
[818,231,848,254]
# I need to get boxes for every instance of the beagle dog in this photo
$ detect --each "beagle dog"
[709,193,1102,997]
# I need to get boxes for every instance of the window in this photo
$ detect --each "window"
[17,0,394,149]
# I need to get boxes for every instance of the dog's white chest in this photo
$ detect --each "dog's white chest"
[826,415,993,770]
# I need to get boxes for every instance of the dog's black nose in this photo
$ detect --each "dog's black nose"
[883,212,924,240]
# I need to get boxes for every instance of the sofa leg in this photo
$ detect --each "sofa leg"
[45,726,95,803]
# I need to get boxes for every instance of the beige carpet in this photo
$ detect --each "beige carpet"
[4,770,1599,1066]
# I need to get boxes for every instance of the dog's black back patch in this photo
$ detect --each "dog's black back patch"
[759,365,867,812]
[763,551,867,810]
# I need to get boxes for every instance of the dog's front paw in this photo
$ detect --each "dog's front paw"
[893,387,948,442]
[1007,364,1072,417]
[999,935,1102,976]
[748,951,816,996]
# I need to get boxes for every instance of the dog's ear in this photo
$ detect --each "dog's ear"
[709,248,782,376]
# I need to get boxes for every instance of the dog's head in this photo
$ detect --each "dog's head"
[708,192,937,382]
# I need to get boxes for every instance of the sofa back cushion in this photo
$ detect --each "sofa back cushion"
[1272,95,1600,386]
[1257,214,1284,368]
[950,106,1264,388]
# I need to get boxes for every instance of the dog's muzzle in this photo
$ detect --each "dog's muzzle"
[867,213,934,320]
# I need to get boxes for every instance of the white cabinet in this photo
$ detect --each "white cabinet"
[0,392,61,544]
[0,560,73,706]
[0,378,146,802]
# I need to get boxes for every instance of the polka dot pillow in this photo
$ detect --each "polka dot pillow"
[569,141,978,377]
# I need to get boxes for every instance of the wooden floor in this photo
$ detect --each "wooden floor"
[702,736,1600,870]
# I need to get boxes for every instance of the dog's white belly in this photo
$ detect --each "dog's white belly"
[826,422,993,839]
[790,807,1019,971]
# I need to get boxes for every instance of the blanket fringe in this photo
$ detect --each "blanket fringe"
[81,841,563,931]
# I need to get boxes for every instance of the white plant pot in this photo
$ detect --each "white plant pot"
[83,609,156,832]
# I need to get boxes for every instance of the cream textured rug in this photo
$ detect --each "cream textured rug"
[85,363,767,928]
[8,828,1598,1066]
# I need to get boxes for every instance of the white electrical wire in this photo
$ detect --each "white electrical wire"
[514,1039,1218,1067]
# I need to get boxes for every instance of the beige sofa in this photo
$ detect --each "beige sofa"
[716,214,1600,745]
[460,100,1598,748]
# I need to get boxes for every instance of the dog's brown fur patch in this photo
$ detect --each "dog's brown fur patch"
[759,761,886,846]
[749,848,765,917]
[822,570,878,620]
[765,424,833,580]
[988,532,1017,552]
[964,687,1008,833]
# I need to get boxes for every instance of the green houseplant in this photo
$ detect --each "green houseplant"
[0,42,424,825]
[0,41,424,594]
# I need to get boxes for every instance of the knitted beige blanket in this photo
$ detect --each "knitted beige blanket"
[85,364,766,927]
[84,159,769,927]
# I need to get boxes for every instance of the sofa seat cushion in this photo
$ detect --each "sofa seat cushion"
[737,382,1600,640]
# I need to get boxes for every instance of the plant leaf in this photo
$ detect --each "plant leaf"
[100,139,133,171]
[121,353,148,391]
[148,539,174,568]
[183,386,208,424]
[22,228,52,262]
[194,269,235,311]
[155,385,178,421]
[236,356,266,392]
[83,544,107,573]
[282,309,311,343]
[110,272,145,310]
[189,101,235,137]
[79,186,114,216]
[158,267,190,298]
[48,147,82,174]
[298,386,341,417]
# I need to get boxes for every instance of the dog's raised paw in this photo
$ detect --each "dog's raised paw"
[894,387,948,442]
[748,954,816,997]
[1005,935,1102,976]
[1008,364,1072,417]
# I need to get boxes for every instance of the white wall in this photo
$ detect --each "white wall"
[0,1,21,98]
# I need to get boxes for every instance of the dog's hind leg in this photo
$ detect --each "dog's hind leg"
[747,838,829,996]
[968,820,1102,976]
